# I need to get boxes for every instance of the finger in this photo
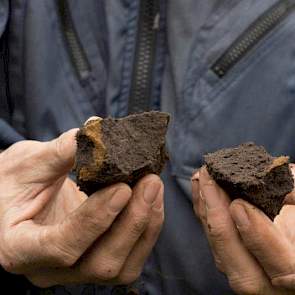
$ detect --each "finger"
[5,183,132,273]
[26,175,163,287]
[51,183,133,265]
[192,169,202,218]
[116,184,164,285]
[230,200,295,288]
[199,168,275,294]
[192,170,222,270]
[38,128,79,181]
[78,175,162,282]
[191,170,200,216]
[33,191,164,287]
[16,129,79,184]
[284,164,295,205]
[84,116,102,125]
[284,191,295,205]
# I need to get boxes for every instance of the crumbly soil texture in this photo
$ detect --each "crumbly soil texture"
[75,111,170,196]
[204,142,294,219]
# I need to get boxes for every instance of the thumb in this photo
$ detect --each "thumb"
[46,128,79,176]
[230,200,295,285]
[18,129,79,184]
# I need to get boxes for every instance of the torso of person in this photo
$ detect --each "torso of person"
[1,0,295,294]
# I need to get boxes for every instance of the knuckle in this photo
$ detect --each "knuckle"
[131,217,149,236]
[194,195,206,222]
[271,275,295,289]
[0,256,18,273]
[53,137,64,163]
[212,254,224,273]
[51,237,80,267]
[55,252,77,268]
[192,189,200,207]
[197,207,206,224]
[43,241,78,268]
[117,271,141,285]
[76,209,109,235]
[271,261,295,287]
[214,261,224,273]
[27,275,52,288]
[150,208,164,226]
[0,234,21,273]
[147,218,164,238]
[93,261,123,281]
[158,211,165,225]
[40,227,78,268]
[228,276,265,295]
[242,234,267,255]
[207,221,231,243]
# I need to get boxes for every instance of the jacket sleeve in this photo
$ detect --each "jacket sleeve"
[0,120,25,149]
[0,0,25,149]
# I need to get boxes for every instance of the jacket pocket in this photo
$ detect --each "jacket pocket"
[183,0,295,121]
[9,0,108,141]
[55,0,108,114]
[170,0,295,180]
[211,0,295,78]
[57,0,91,84]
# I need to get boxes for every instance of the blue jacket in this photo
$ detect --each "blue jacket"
[1,0,295,294]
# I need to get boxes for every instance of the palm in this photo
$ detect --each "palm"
[33,177,87,225]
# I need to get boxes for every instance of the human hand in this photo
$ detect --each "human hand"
[192,165,295,294]
[0,129,164,287]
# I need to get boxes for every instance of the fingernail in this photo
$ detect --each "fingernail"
[84,116,102,125]
[231,204,250,228]
[109,187,131,212]
[199,190,205,204]
[201,180,221,210]
[152,185,164,211]
[191,170,200,182]
[143,181,161,205]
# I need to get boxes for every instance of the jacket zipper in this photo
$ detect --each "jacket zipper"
[128,0,160,114]
[57,0,91,83]
[0,31,11,122]
[212,0,295,78]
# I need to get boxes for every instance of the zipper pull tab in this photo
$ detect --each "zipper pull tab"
[153,13,160,30]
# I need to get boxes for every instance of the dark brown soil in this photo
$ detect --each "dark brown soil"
[75,111,170,196]
[204,142,294,219]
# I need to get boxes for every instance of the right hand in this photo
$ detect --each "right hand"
[0,129,164,287]
[192,167,295,295]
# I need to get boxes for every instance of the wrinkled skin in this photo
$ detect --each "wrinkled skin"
[0,129,164,287]
[192,165,295,295]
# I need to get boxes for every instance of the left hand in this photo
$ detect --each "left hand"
[0,129,164,287]
[192,165,295,295]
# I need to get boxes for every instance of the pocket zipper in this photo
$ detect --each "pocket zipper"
[57,0,91,83]
[211,0,295,78]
